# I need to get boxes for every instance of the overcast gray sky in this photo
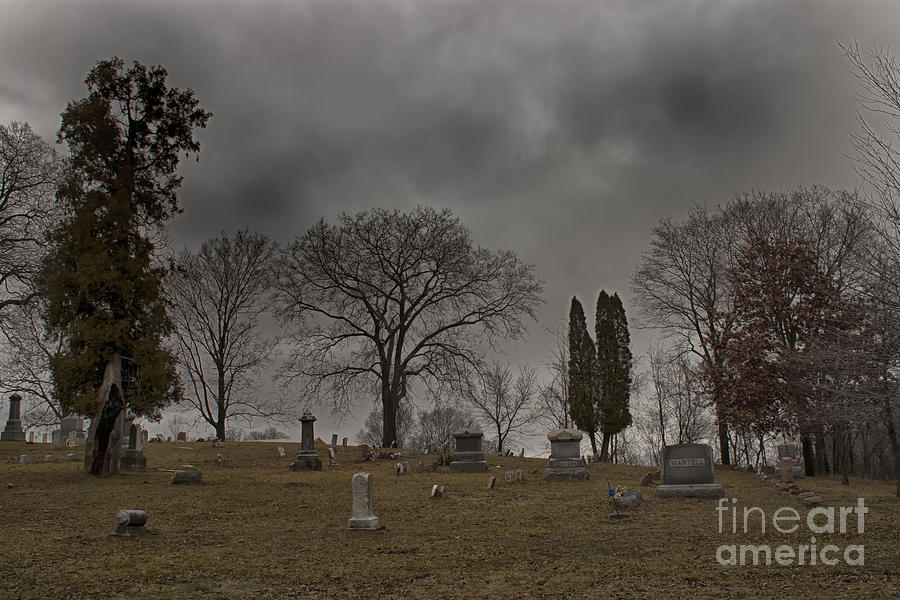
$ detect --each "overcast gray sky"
[2,0,899,443]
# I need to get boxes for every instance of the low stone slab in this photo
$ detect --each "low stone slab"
[615,490,642,509]
[66,453,80,462]
[654,483,724,498]
[113,509,148,536]
[43,455,57,463]
[19,455,32,464]
[504,471,515,484]
[171,470,202,484]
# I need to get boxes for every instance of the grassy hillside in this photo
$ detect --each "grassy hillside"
[0,440,897,599]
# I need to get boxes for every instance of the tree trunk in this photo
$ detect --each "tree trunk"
[587,431,599,458]
[599,431,611,462]
[718,419,731,466]
[882,396,900,498]
[814,428,828,475]
[382,387,397,448]
[217,365,227,441]
[496,423,503,454]
[801,433,815,476]
[83,355,125,477]
[215,419,225,441]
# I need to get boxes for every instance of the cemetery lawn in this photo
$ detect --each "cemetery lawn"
[1,442,898,600]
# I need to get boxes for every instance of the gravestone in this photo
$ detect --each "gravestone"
[403,461,410,475]
[356,443,370,463]
[59,414,86,446]
[141,429,149,444]
[329,447,337,466]
[66,453,79,462]
[113,509,148,536]
[775,444,805,479]
[417,461,424,474]
[654,444,724,498]
[504,471,515,484]
[65,432,77,448]
[342,437,348,449]
[50,429,61,450]
[395,462,403,475]
[172,470,202,484]
[331,434,338,452]
[515,469,524,482]
[544,429,589,480]
[1,394,26,442]
[28,431,35,443]
[449,429,488,472]
[19,454,32,463]
[780,457,795,484]
[290,409,322,471]
[348,472,380,530]
[176,432,187,442]
[430,484,446,499]
[119,423,147,472]
[487,476,496,490]
[43,455,56,463]
[277,446,286,457]
[615,489,642,509]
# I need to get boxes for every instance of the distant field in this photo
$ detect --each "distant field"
[0,441,897,599]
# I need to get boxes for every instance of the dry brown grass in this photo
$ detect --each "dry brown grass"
[0,440,897,599]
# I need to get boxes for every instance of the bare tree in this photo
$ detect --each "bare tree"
[466,361,538,454]
[167,230,282,441]
[535,324,571,432]
[356,400,414,449]
[408,404,479,451]
[274,207,543,447]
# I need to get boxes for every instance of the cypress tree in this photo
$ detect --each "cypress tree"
[568,297,601,456]
[38,58,210,475]
[595,291,633,461]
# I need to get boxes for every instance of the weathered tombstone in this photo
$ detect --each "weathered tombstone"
[59,414,86,446]
[544,429,589,480]
[43,455,56,463]
[119,423,147,472]
[113,509,148,536]
[329,447,337,466]
[50,429,61,450]
[330,434,338,451]
[775,444,805,479]
[1,394,26,442]
[395,462,403,475]
[342,437,348,449]
[348,472,380,530]
[780,457,795,484]
[28,431,35,443]
[172,470,202,484]
[417,461,424,474]
[515,469,524,482]
[615,489,642,509]
[290,409,322,471]
[141,429,149,444]
[19,454,32,463]
[449,429,488,472]
[277,446,286,457]
[430,484,446,499]
[176,431,187,442]
[654,444,724,498]
[65,431,78,448]
[356,443,370,463]
[504,471,515,484]
[403,461,410,475]
[487,476,496,490]
[66,453,80,462]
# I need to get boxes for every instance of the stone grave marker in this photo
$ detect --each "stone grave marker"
[19,454,32,463]
[1,394,26,442]
[176,432,187,442]
[43,455,56,463]
[290,409,322,471]
[654,444,724,498]
[66,453,79,462]
[277,446,286,457]
[544,429,589,479]
[58,414,85,446]
[65,431,77,448]
[504,471,515,484]
[403,461,410,475]
[113,509,148,536]
[775,444,805,479]
[430,484,446,499]
[449,429,488,472]
[172,470,202,484]
[342,437,348,449]
[348,472,380,530]
[330,434,338,452]
[515,469,524,482]
[119,423,147,472]
[781,457,795,484]
[417,461,424,474]
[487,476,496,490]
[329,447,337,466]
[28,431,35,443]
[395,463,402,475]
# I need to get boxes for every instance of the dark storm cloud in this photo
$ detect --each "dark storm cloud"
[2,0,900,345]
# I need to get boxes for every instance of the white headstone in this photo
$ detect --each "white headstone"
[348,472,379,530]
[277,446,286,457]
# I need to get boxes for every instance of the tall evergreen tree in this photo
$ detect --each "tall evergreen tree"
[568,297,600,456]
[38,58,210,475]
[595,291,633,461]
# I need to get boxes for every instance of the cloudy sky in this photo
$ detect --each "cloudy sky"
[2,0,899,441]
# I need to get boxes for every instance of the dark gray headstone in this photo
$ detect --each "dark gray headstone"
[113,509,148,536]
[661,444,714,485]
[449,429,488,472]
[171,470,202,484]
[1,394,26,442]
[543,429,589,480]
